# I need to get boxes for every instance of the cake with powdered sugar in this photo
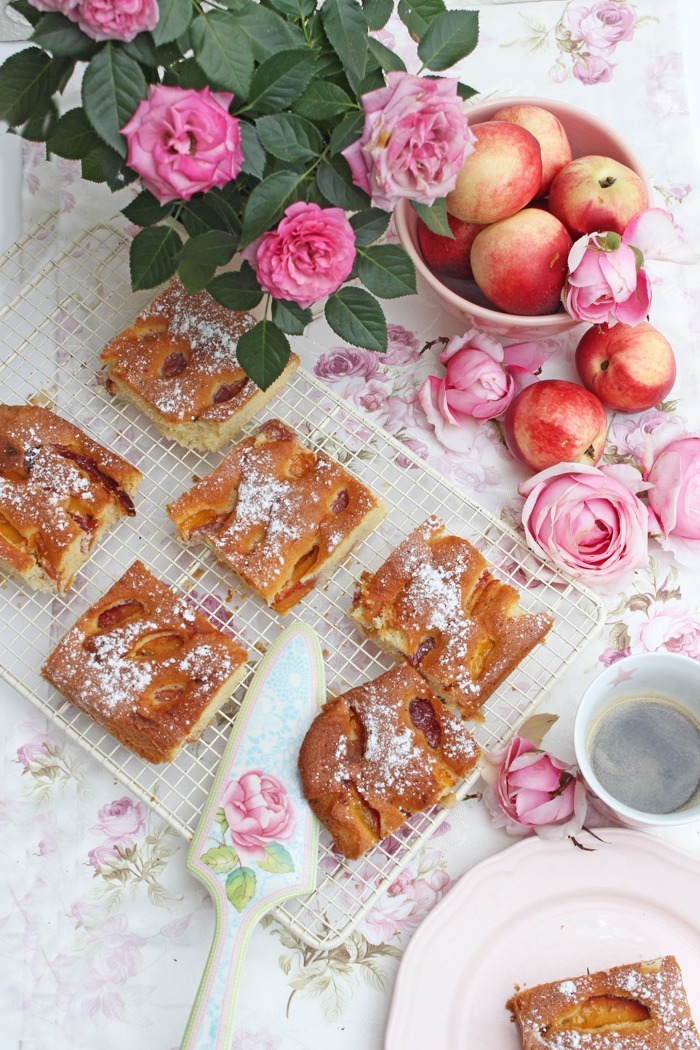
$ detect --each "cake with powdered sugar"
[298,663,480,860]
[350,516,553,719]
[0,404,141,593]
[507,956,700,1049]
[43,560,248,763]
[100,280,299,452]
[167,419,386,615]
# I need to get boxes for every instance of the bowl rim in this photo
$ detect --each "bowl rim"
[394,95,653,332]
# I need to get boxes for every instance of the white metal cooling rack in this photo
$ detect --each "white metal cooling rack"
[0,218,605,949]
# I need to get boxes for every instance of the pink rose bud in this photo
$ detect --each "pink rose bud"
[519,462,650,584]
[342,71,476,212]
[243,202,356,309]
[76,0,159,42]
[562,230,651,326]
[645,436,700,539]
[482,736,588,837]
[121,85,244,204]
[221,769,296,863]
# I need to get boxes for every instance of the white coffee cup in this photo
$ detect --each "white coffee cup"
[574,652,700,828]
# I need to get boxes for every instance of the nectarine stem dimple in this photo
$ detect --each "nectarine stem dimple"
[601,360,609,370]
[599,176,616,188]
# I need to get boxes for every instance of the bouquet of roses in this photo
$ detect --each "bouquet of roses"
[0,0,479,388]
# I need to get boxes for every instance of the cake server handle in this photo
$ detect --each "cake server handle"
[180,624,323,1050]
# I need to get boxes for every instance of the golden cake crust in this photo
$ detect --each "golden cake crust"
[350,517,553,718]
[101,280,299,451]
[167,419,386,614]
[507,956,700,1049]
[43,560,248,762]
[0,404,141,592]
[298,664,480,859]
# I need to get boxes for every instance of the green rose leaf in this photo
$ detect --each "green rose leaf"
[239,170,306,249]
[267,0,316,17]
[215,806,229,831]
[316,156,369,211]
[31,14,99,59]
[219,0,304,63]
[191,11,255,99]
[362,0,393,31]
[357,244,417,299]
[271,298,313,335]
[366,36,406,73]
[325,287,387,352]
[328,110,364,156]
[208,184,243,233]
[417,9,479,71]
[46,106,98,159]
[170,56,208,90]
[208,263,263,311]
[293,80,353,121]
[350,208,390,247]
[397,0,445,40]
[180,197,230,237]
[81,148,107,184]
[411,198,453,238]
[321,0,368,91]
[47,54,75,94]
[122,188,172,227]
[255,113,322,164]
[100,143,139,191]
[130,224,183,290]
[152,0,193,46]
[457,82,478,101]
[0,47,52,128]
[258,842,294,874]
[200,845,239,873]
[122,32,158,66]
[246,50,316,116]
[239,122,266,179]
[178,231,238,293]
[21,98,58,142]
[82,44,147,159]
[236,319,291,389]
[225,866,256,912]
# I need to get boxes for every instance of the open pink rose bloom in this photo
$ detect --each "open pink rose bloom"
[646,435,700,539]
[221,769,296,864]
[562,228,651,326]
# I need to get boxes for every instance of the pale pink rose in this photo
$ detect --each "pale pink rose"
[562,231,651,326]
[90,916,145,986]
[420,331,547,435]
[624,599,700,660]
[314,346,380,383]
[520,462,650,584]
[17,736,50,768]
[572,53,615,84]
[342,71,475,211]
[566,2,636,55]
[647,51,687,117]
[28,0,79,11]
[243,202,355,309]
[599,646,631,666]
[384,325,421,365]
[122,85,243,204]
[91,797,147,847]
[646,436,700,539]
[88,843,120,871]
[76,0,158,42]
[396,437,429,469]
[221,769,295,863]
[482,736,588,838]
[362,867,451,944]
[609,410,686,474]
[353,377,389,415]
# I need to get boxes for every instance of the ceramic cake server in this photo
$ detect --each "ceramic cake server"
[181,623,324,1050]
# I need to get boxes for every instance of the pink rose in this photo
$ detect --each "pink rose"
[221,769,295,863]
[352,377,389,415]
[625,599,700,660]
[88,843,120,871]
[91,797,147,847]
[28,0,79,11]
[342,71,475,211]
[609,410,686,474]
[572,53,615,84]
[482,736,588,838]
[566,2,636,55]
[243,202,355,309]
[645,436,700,539]
[520,462,650,584]
[562,230,651,326]
[75,0,158,42]
[17,736,50,768]
[384,325,421,365]
[314,346,380,383]
[121,85,243,204]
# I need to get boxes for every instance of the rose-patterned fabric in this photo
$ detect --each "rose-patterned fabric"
[5,1,700,1047]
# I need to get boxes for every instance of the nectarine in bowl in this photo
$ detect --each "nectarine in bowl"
[394,96,652,338]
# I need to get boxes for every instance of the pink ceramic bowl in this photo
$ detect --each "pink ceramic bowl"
[394,96,653,339]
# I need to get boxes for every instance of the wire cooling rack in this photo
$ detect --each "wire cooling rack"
[0,218,605,949]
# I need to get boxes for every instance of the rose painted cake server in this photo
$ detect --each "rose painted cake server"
[180,623,324,1050]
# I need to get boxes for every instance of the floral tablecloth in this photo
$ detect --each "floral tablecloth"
[4,2,700,1047]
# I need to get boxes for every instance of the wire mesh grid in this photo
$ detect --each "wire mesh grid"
[0,220,605,949]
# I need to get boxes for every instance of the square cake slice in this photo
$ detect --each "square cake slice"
[298,664,480,860]
[350,517,553,719]
[100,279,299,452]
[167,419,387,614]
[507,956,700,1049]
[43,560,248,763]
[0,404,141,593]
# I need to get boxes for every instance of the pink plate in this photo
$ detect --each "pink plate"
[385,829,700,1049]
